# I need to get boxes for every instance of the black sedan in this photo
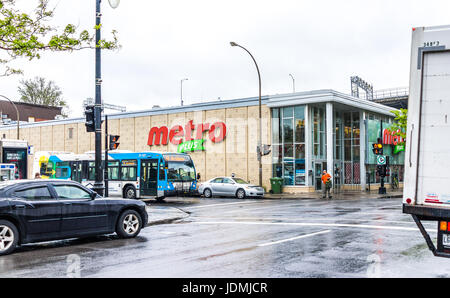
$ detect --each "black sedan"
[0,179,148,255]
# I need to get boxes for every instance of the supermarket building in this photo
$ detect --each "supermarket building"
[0,89,404,193]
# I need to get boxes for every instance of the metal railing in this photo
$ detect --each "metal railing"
[372,87,409,100]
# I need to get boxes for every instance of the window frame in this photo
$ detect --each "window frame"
[51,184,93,200]
[11,185,55,201]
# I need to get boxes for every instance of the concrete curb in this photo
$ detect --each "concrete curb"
[145,206,190,227]
[263,194,404,200]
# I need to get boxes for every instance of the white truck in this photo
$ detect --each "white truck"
[403,24,450,257]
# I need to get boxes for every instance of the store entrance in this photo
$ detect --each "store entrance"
[314,161,327,191]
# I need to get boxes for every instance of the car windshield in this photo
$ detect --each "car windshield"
[233,178,249,184]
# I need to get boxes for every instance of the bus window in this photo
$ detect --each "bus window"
[120,160,137,181]
[159,161,166,181]
[88,162,95,181]
[55,162,70,179]
[167,159,195,182]
[40,161,53,177]
[108,161,120,180]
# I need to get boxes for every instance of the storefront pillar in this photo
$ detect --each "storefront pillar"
[326,102,333,175]
[360,111,367,191]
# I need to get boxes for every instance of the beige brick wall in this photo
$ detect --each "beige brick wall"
[0,104,274,190]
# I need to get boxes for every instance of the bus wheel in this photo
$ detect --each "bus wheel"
[124,186,136,199]
[203,188,212,198]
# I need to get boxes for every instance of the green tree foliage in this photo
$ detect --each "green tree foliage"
[0,0,120,76]
[17,76,69,117]
[390,108,407,139]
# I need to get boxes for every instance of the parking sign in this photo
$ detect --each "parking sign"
[377,155,386,166]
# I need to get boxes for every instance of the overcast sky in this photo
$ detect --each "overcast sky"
[2,0,450,118]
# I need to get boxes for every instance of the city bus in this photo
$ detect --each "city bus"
[33,151,199,201]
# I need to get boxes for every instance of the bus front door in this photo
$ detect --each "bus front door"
[140,159,158,197]
[71,161,83,183]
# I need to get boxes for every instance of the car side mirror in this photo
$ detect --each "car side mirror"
[90,192,97,200]
[197,173,201,180]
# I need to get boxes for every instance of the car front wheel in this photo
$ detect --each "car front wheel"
[236,189,246,199]
[116,210,142,239]
[0,220,19,256]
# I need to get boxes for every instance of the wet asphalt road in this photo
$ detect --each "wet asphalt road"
[1,196,450,278]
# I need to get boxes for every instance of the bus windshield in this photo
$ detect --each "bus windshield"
[167,160,196,182]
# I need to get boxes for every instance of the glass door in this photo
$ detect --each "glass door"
[70,161,83,183]
[140,159,158,196]
[314,163,323,191]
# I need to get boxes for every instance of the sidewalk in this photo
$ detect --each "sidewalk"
[264,189,403,200]
[145,205,190,226]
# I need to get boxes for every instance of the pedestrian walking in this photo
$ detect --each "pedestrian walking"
[321,170,332,199]
[34,173,41,179]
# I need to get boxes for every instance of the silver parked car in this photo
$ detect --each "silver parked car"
[198,177,265,199]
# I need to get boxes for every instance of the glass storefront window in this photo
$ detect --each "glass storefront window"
[283,162,294,186]
[272,105,307,186]
[283,118,293,144]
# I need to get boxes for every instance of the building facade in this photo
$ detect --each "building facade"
[0,90,404,193]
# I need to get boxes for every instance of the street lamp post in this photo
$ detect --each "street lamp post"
[181,78,188,106]
[289,73,295,93]
[230,42,263,187]
[0,95,19,139]
[92,0,120,196]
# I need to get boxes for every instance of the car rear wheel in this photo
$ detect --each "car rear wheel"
[204,188,212,198]
[116,210,142,239]
[0,220,19,256]
[236,189,246,199]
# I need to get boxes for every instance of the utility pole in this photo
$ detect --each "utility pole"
[92,0,104,196]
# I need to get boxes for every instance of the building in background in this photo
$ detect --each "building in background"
[0,90,404,193]
[0,100,63,124]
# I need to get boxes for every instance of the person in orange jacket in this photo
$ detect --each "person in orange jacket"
[321,170,332,199]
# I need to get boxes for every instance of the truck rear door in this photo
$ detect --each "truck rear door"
[416,51,450,205]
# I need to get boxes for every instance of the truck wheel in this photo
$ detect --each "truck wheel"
[124,186,136,199]
[0,220,19,256]
[116,210,142,239]
[204,188,212,198]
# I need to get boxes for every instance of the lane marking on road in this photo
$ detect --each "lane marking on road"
[258,230,331,247]
[184,201,266,210]
[191,216,435,226]
[193,221,436,232]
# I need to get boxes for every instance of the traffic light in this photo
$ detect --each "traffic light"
[85,105,95,132]
[261,144,271,156]
[377,165,387,177]
[372,142,383,155]
[109,135,120,150]
[257,145,272,159]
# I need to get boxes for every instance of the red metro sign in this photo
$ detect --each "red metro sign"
[382,128,405,146]
[147,120,227,146]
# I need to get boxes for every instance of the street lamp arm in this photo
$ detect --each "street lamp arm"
[232,44,262,87]
[230,42,263,187]
[0,94,19,140]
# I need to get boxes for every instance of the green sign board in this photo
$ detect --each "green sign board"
[177,139,205,153]
[393,144,405,154]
